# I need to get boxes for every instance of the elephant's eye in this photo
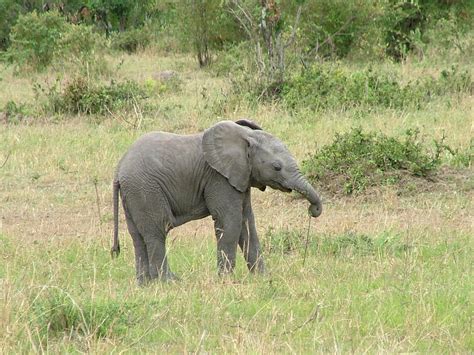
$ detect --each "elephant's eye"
[272,161,282,171]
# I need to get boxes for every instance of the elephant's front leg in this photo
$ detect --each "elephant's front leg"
[239,191,265,273]
[214,215,242,275]
[205,174,245,275]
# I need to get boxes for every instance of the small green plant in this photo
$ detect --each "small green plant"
[263,228,302,255]
[144,75,182,96]
[434,136,473,168]
[2,100,30,124]
[303,128,446,194]
[35,77,148,115]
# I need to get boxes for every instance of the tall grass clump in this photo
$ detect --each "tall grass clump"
[28,287,134,342]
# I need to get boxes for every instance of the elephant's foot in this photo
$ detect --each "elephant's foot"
[149,270,180,283]
[161,270,180,282]
[136,274,151,287]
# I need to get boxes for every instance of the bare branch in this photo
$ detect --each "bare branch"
[228,7,253,40]
[305,15,356,59]
[284,5,302,48]
[228,0,257,41]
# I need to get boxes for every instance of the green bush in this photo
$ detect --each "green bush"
[59,24,105,61]
[0,0,22,51]
[58,24,109,76]
[36,77,148,115]
[111,27,151,53]
[284,0,378,59]
[2,100,30,124]
[302,128,445,194]
[383,1,426,61]
[6,11,68,71]
[282,64,472,111]
[5,11,107,73]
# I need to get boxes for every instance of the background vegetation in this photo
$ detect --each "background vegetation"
[1,0,473,352]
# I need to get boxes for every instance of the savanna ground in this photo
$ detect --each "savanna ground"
[1,49,473,352]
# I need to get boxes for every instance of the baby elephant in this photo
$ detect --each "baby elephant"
[112,120,322,284]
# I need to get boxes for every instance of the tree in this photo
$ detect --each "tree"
[179,0,244,68]
[228,0,302,96]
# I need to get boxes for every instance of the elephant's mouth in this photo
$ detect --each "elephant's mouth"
[273,183,292,193]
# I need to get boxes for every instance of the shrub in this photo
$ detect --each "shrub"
[282,64,472,111]
[383,1,426,61]
[6,11,107,73]
[144,73,182,96]
[284,0,379,60]
[35,77,148,115]
[0,0,22,51]
[178,0,245,67]
[1,100,30,124]
[302,128,445,195]
[111,27,151,53]
[59,24,105,62]
[57,24,109,76]
[6,11,68,71]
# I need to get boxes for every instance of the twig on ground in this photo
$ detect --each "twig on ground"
[303,215,312,266]
[281,304,322,335]
[1,151,11,168]
[93,178,102,225]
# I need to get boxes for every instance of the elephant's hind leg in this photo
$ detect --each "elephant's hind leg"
[123,188,178,282]
[123,207,151,285]
[142,228,178,281]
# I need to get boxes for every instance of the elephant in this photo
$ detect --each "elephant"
[111,119,322,284]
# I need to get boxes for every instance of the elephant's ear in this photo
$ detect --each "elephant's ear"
[202,121,252,192]
[235,119,262,131]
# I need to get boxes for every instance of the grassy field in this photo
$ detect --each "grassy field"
[1,51,473,352]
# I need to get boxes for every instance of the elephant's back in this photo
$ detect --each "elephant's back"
[117,131,206,183]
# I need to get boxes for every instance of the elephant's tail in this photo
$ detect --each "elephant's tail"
[111,178,121,258]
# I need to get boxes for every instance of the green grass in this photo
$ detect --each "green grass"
[1,50,473,352]
[1,230,472,352]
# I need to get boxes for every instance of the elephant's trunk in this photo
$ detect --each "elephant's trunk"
[288,174,322,218]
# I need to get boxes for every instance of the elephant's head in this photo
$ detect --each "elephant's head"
[202,121,322,218]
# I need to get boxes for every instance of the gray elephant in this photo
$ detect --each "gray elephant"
[112,120,322,284]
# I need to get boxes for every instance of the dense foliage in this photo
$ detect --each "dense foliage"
[1,0,472,61]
